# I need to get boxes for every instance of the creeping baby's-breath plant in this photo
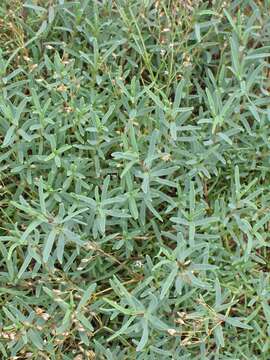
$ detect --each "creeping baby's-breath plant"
[0,0,269,358]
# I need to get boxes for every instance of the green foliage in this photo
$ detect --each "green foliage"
[0,0,270,358]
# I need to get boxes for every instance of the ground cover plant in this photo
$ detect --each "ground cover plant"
[0,0,270,358]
